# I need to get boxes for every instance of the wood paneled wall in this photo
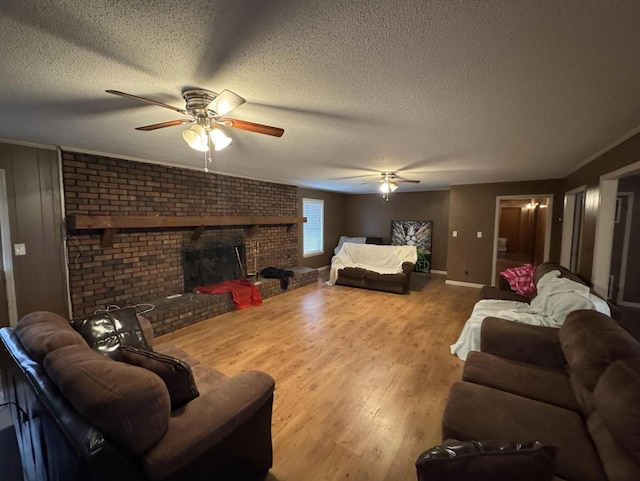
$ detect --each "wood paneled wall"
[0,143,68,322]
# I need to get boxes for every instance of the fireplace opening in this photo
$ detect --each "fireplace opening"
[183,243,246,292]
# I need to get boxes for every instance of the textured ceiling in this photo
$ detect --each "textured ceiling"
[1,1,640,193]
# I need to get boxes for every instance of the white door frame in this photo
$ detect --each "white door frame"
[491,194,553,286]
[616,192,639,307]
[560,185,586,268]
[592,160,640,297]
[0,169,18,326]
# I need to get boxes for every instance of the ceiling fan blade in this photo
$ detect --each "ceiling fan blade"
[106,90,188,115]
[209,90,246,116]
[397,179,421,183]
[221,118,284,137]
[135,119,194,131]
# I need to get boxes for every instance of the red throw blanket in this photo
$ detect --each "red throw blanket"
[195,279,263,309]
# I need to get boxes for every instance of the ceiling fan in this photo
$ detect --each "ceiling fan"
[105,88,284,154]
[376,172,420,201]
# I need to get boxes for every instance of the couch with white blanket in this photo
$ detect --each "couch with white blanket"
[329,243,417,294]
[451,268,612,360]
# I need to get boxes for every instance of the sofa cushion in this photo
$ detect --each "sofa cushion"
[15,311,87,362]
[560,310,640,391]
[415,439,557,481]
[71,307,151,359]
[443,381,606,481]
[338,267,367,279]
[594,359,640,467]
[120,346,200,410]
[587,413,640,481]
[43,344,170,455]
[463,351,580,412]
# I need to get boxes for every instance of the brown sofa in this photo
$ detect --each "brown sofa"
[481,262,621,320]
[0,311,275,481]
[421,310,640,481]
[335,261,415,294]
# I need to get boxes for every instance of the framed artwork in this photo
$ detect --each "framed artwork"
[390,220,432,272]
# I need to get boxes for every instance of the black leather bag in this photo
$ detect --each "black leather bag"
[71,307,151,359]
[415,439,557,481]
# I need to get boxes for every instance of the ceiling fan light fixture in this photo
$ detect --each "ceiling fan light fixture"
[379,180,398,193]
[182,124,209,152]
[210,127,232,151]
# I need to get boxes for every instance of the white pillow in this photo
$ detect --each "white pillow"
[334,236,367,255]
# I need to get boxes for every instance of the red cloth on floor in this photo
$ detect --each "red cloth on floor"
[195,279,263,309]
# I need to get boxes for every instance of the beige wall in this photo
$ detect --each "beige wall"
[345,191,450,272]
[563,132,640,280]
[447,180,564,285]
[298,188,349,268]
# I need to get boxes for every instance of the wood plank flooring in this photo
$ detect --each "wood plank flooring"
[157,273,479,481]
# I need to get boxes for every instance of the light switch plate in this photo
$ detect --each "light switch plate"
[476,231,482,238]
[452,230,458,237]
[14,243,26,256]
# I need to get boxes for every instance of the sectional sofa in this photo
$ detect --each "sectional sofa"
[0,310,275,481]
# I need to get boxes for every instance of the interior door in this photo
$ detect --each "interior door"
[499,207,521,253]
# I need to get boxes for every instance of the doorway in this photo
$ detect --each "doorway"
[492,195,552,286]
[590,162,640,298]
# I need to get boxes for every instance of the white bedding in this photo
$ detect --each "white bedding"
[450,270,611,361]
[328,243,417,285]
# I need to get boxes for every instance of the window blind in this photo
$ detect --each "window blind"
[303,198,324,257]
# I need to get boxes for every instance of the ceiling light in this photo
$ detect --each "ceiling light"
[379,180,398,193]
[182,124,209,152]
[210,127,232,151]
[380,179,398,201]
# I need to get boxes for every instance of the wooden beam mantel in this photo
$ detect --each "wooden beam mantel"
[67,215,307,247]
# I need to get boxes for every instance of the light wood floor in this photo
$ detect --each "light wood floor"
[157,273,479,481]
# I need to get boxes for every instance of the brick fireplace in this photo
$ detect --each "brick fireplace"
[62,152,301,325]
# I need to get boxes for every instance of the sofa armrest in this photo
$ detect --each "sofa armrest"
[137,315,155,347]
[416,439,556,481]
[480,317,566,370]
[402,262,415,275]
[142,370,275,480]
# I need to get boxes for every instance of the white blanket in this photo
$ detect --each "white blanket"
[450,270,611,361]
[328,243,418,285]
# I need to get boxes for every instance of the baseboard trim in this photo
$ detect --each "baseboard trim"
[317,265,330,271]
[430,270,447,275]
[445,280,483,289]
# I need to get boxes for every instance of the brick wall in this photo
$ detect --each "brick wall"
[62,152,299,318]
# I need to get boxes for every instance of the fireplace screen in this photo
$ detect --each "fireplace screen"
[183,243,246,292]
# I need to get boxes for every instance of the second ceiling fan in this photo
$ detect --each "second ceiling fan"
[106,88,284,153]
[377,172,420,201]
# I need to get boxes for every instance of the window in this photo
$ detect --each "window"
[303,198,324,257]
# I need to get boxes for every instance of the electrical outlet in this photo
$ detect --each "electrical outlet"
[14,243,26,256]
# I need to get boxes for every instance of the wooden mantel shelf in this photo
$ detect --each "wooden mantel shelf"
[67,215,307,247]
